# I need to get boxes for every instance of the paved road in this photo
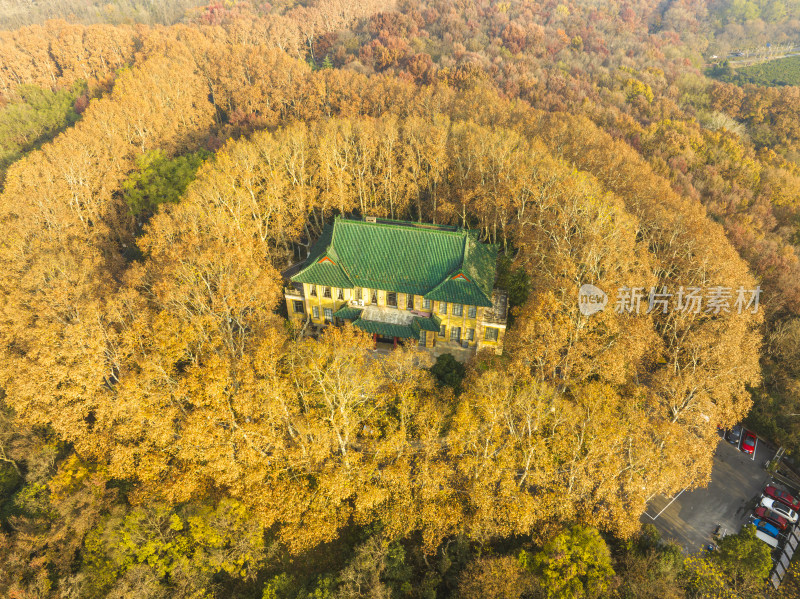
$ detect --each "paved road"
[725,49,800,67]
[644,435,776,553]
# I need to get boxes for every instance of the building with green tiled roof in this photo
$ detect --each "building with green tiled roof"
[283,217,507,355]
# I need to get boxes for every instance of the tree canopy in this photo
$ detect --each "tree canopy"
[0,0,797,596]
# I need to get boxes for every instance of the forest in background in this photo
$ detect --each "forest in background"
[0,0,799,597]
[0,0,208,30]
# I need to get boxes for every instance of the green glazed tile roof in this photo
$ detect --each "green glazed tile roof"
[414,314,441,331]
[426,276,490,306]
[295,261,353,289]
[333,306,363,320]
[354,318,419,339]
[292,218,497,307]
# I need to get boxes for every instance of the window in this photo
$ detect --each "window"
[466,328,475,341]
[293,300,304,314]
[439,325,446,338]
[323,286,332,298]
[312,306,320,319]
[419,331,426,347]
[310,286,317,297]
[406,294,414,310]
[484,327,499,341]
[422,298,431,310]
[387,292,397,307]
[468,305,476,318]
[440,302,447,315]
[453,303,463,317]
[356,288,362,301]
[337,288,343,300]
[324,308,333,322]
[450,326,461,342]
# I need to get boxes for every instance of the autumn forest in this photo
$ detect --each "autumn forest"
[0,0,799,597]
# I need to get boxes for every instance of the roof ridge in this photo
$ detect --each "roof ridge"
[339,217,467,236]
[336,259,355,287]
[292,222,354,289]
[329,221,357,287]
[464,235,495,305]
[475,285,493,305]
[327,221,356,286]
[461,233,470,269]
[423,268,460,298]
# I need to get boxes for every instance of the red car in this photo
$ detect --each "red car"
[754,506,789,531]
[742,430,757,455]
[764,485,800,512]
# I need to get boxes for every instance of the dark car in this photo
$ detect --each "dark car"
[764,485,800,511]
[742,430,757,455]
[754,506,789,531]
[726,425,742,445]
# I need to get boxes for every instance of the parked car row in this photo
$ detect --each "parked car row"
[751,485,800,548]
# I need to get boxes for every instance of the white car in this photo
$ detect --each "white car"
[761,497,799,524]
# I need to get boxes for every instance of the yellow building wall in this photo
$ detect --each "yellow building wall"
[419,330,434,348]
[286,294,305,325]
[431,301,479,347]
[284,286,505,354]
[475,318,506,354]
[401,293,417,311]
[303,284,349,325]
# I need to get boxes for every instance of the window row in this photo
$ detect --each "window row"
[438,302,476,318]
[437,325,499,342]
[310,306,334,322]
[305,285,479,319]
[309,286,344,299]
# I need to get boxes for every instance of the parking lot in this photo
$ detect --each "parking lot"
[644,432,777,553]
